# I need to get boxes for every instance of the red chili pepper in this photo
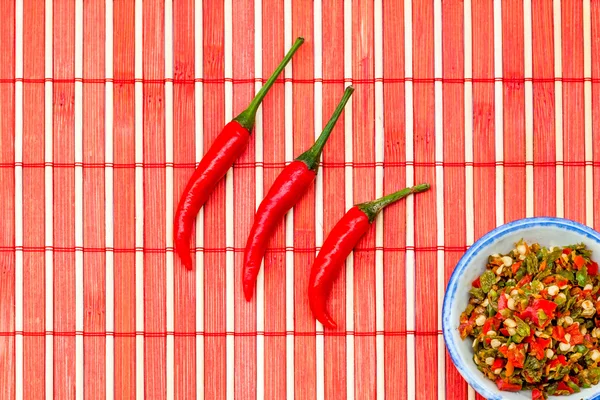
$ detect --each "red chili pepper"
[242,87,354,300]
[563,248,572,255]
[472,276,481,288]
[495,379,522,391]
[173,37,304,270]
[308,184,431,328]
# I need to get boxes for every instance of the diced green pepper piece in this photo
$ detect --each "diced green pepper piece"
[480,271,496,294]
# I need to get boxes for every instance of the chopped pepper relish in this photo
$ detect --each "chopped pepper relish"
[459,241,600,399]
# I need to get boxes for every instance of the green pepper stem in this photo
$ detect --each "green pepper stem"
[296,85,354,171]
[234,37,304,132]
[357,183,431,223]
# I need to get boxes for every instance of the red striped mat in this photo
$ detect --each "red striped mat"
[0,0,598,399]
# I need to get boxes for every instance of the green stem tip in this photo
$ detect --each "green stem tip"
[296,85,355,171]
[357,183,431,222]
[234,37,305,132]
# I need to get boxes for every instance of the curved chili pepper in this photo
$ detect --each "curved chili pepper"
[308,183,430,328]
[174,37,304,270]
[242,86,355,301]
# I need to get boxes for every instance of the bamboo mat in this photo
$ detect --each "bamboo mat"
[0,0,598,399]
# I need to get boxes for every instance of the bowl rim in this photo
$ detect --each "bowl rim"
[442,216,600,400]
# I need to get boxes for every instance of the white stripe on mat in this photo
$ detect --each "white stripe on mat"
[314,0,325,398]
[373,0,385,397]
[433,0,446,398]
[14,0,24,397]
[74,0,84,397]
[403,0,415,398]
[344,0,354,398]
[44,0,54,397]
[254,0,265,396]
[105,0,115,397]
[584,0,593,227]
[134,0,144,396]
[524,0,534,218]
[464,0,475,398]
[494,0,504,227]
[554,0,564,218]
[164,0,174,396]
[194,0,205,397]
[284,0,295,398]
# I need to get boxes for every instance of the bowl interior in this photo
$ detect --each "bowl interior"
[443,218,600,400]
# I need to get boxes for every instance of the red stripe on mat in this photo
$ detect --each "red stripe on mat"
[322,0,348,398]
[53,0,77,396]
[292,3,317,398]
[113,0,137,396]
[83,0,107,396]
[382,1,408,398]
[532,0,557,218]
[202,1,227,397]
[262,1,287,397]
[22,0,46,397]
[562,0,586,224]
[0,0,15,398]
[173,0,196,398]
[443,1,468,398]
[143,0,167,397]
[232,0,257,399]
[412,1,438,398]
[352,0,377,398]
[503,0,526,223]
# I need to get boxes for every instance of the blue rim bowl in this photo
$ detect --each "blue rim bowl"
[442,217,600,400]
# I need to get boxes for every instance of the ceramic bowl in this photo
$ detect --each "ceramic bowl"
[442,217,600,400]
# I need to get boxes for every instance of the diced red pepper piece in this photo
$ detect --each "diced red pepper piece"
[589,261,599,276]
[491,358,505,370]
[563,248,572,255]
[549,354,568,369]
[553,326,566,343]
[555,276,570,288]
[517,274,532,288]
[498,292,508,312]
[574,255,586,269]
[512,261,522,274]
[495,379,522,391]
[482,317,500,334]
[556,381,574,394]
[472,276,481,288]
[520,299,557,328]
[543,276,555,285]
[566,324,585,345]
[532,388,545,400]
[499,344,526,368]
[500,328,509,336]
[529,337,551,360]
